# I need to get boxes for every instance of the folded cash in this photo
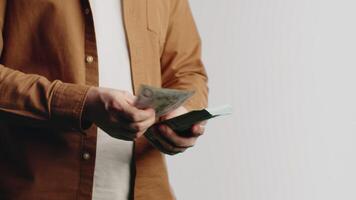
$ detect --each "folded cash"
[206,104,233,117]
[144,104,232,155]
[135,85,195,117]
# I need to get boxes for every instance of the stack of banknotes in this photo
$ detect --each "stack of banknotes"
[135,85,232,154]
[135,85,195,117]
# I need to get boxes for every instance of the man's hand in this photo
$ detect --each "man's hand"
[153,106,206,155]
[83,87,156,141]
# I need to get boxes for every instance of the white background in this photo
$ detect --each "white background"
[166,0,356,199]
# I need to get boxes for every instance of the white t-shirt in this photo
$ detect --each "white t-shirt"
[89,1,133,200]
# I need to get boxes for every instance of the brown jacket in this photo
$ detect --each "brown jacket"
[0,0,208,199]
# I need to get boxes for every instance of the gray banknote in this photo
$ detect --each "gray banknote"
[135,85,195,117]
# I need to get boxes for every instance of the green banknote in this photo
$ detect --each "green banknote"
[135,85,195,117]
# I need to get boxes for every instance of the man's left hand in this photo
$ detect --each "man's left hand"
[152,106,206,155]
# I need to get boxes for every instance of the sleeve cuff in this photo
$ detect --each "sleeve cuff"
[50,82,92,131]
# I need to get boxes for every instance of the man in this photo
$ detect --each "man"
[0,0,208,199]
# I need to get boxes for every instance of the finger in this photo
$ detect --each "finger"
[191,124,205,137]
[125,106,155,122]
[160,106,188,121]
[121,106,155,122]
[147,136,186,155]
[151,128,187,154]
[159,125,197,148]
[105,115,147,138]
[135,130,147,138]
[128,115,156,133]
[99,124,137,141]
[113,133,135,141]
[108,113,154,140]
[108,115,137,133]
[122,91,136,104]
[199,120,208,126]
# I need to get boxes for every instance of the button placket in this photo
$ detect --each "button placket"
[84,8,90,15]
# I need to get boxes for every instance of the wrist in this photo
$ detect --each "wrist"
[82,87,100,122]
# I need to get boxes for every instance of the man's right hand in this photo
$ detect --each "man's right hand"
[83,87,156,141]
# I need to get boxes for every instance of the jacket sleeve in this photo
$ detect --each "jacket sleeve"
[160,0,208,111]
[0,2,91,131]
[0,66,91,131]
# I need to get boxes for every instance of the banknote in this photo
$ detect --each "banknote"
[135,85,195,117]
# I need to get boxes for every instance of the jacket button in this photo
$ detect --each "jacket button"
[86,55,94,64]
[82,152,91,160]
[84,8,90,15]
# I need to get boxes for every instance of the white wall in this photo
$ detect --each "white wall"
[166,0,356,199]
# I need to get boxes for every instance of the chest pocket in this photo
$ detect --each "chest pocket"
[146,0,161,34]
[146,0,169,54]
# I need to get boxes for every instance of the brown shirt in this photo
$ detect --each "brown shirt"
[0,0,208,199]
